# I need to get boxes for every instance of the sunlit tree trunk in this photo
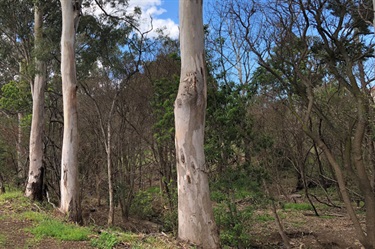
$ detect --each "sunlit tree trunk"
[174,0,220,247]
[60,0,82,223]
[25,3,46,201]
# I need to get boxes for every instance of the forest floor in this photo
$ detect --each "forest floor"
[0,190,366,249]
[251,206,364,248]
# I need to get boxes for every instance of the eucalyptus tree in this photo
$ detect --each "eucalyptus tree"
[175,0,220,247]
[25,0,47,201]
[59,0,82,223]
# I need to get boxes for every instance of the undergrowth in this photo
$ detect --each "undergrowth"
[28,219,91,241]
[283,202,313,211]
[0,190,188,249]
[91,232,118,249]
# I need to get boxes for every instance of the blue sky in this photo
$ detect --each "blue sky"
[129,0,180,39]
[158,0,179,21]
[85,0,216,39]
[84,0,180,39]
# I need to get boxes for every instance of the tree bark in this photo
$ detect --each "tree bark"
[174,0,220,247]
[25,3,46,202]
[59,0,82,224]
[0,173,5,194]
[107,118,114,226]
[352,96,375,247]
[17,112,25,182]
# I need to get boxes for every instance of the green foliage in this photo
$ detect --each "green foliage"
[130,187,160,220]
[91,232,118,249]
[211,165,266,248]
[151,76,179,144]
[255,213,275,222]
[0,190,31,212]
[162,207,178,235]
[28,219,91,241]
[0,190,25,202]
[214,202,252,248]
[130,186,178,234]
[19,211,48,222]
[0,80,32,113]
[205,82,255,173]
[20,113,32,129]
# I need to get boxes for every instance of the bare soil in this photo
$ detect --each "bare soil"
[251,207,364,249]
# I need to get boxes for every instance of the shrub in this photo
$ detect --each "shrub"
[130,187,161,220]
[162,208,178,235]
[91,232,118,249]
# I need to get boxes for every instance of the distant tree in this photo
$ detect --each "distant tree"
[78,2,147,225]
[0,0,34,185]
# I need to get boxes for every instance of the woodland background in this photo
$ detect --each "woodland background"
[1,0,375,248]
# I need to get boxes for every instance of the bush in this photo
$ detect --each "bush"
[130,187,161,220]
[162,208,178,235]
[91,232,118,249]
[214,202,252,248]
[211,165,266,248]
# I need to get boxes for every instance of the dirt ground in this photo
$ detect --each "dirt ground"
[0,216,93,249]
[0,199,366,249]
[83,203,365,249]
[250,208,364,249]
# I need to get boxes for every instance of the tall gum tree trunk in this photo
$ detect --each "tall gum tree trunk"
[60,0,82,223]
[25,3,46,201]
[174,0,220,247]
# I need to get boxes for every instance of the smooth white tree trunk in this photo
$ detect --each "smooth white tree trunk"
[60,0,82,223]
[174,0,220,247]
[25,3,46,201]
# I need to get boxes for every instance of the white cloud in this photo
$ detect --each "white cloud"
[128,0,179,39]
[84,0,179,39]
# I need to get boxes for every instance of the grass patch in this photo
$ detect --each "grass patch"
[19,211,48,222]
[0,191,24,201]
[28,219,91,241]
[283,203,313,211]
[256,213,275,222]
[0,234,6,246]
[91,232,118,249]
[118,232,139,243]
[0,191,32,212]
